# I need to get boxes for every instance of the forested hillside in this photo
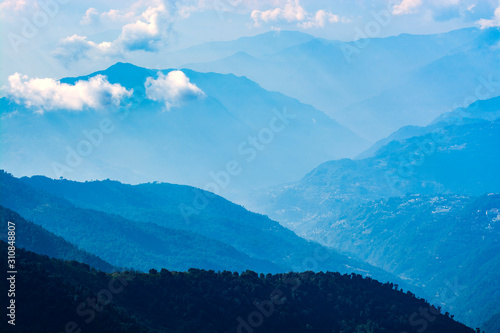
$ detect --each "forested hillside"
[0,205,115,272]
[0,242,474,333]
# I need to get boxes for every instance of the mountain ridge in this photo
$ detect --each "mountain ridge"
[183,27,500,140]
[0,63,366,195]
[15,171,416,291]
[0,241,475,333]
[0,205,115,272]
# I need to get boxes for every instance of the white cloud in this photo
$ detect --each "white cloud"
[177,3,199,18]
[392,0,423,16]
[251,0,306,25]
[251,0,345,29]
[53,35,118,65]
[0,0,28,18]
[0,0,46,23]
[467,4,476,12]
[81,6,138,25]
[477,2,500,28]
[145,71,205,110]
[3,73,132,112]
[299,9,340,29]
[100,8,137,22]
[118,3,172,52]
[429,0,461,6]
[176,0,247,18]
[80,7,99,25]
[56,1,173,64]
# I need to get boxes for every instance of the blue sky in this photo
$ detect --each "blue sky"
[0,0,499,87]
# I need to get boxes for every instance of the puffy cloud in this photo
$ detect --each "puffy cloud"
[80,7,99,25]
[177,4,199,18]
[145,71,205,110]
[0,0,28,17]
[299,9,341,29]
[80,6,139,25]
[52,35,118,65]
[118,3,171,52]
[467,4,476,12]
[3,73,132,112]
[56,1,173,64]
[0,0,45,23]
[392,0,423,16]
[176,0,247,18]
[100,8,137,22]
[477,2,500,28]
[251,0,345,29]
[251,0,306,25]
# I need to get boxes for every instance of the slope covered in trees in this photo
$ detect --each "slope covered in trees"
[0,205,115,272]
[0,242,474,333]
[12,171,407,284]
[483,313,500,333]
[243,103,500,329]
[0,171,280,273]
[248,119,500,227]
[292,193,500,327]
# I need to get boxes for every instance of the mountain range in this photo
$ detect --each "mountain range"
[0,242,475,333]
[275,193,500,328]
[182,27,500,140]
[0,62,365,196]
[0,171,281,273]
[244,94,500,329]
[1,25,499,333]
[0,205,114,272]
[247,96,500,223]
[1,170,416,290]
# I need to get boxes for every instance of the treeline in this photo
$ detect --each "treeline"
[0,242,474,333]
[0,205,115,272]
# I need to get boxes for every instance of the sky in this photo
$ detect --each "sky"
[0,0,500,88]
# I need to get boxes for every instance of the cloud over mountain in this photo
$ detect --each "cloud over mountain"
[3,73,132,112]
[145,70,205,110]
[251,0,346,29]
[477,2,500,28]
[52,35,118,65]
[54,0,173,65]
[392,0,423,16]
